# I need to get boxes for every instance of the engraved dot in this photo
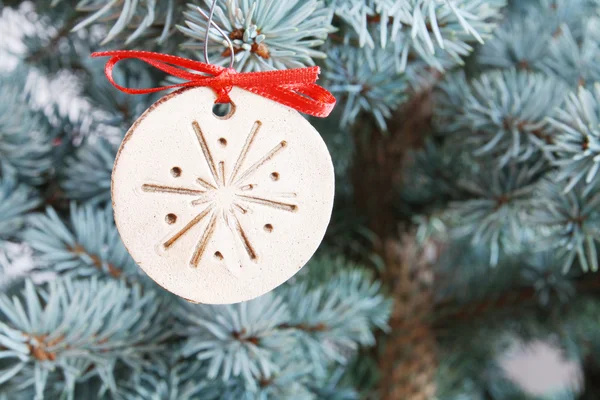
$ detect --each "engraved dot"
[214,251,224,260]
[218,138,227,147]
[264,224,273,233]
[165,214,177,224]
[171,167,182,177]
[270,172,280,181]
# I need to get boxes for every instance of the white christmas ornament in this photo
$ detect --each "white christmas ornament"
[112,86,335,304]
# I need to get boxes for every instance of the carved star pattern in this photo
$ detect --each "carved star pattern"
[142,120,298,268]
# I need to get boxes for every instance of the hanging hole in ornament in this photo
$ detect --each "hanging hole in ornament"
[264,224,273,233]
[171,167,182,177]
[218,137,227,147]
[214,251,224,260]
[270,172,280,181]
[212,102,235,119]
[165,213,177,224]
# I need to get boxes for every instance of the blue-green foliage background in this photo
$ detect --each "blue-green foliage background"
[1,0,600,399]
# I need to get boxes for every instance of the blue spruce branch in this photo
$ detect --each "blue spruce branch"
[179,0,335,72]
[176,291,295,389]
[22,204,139,279]
[0,74,55,185]
[174,256,390,397]
[0,278,172,399]
[323,43,408,130]
[434,70,566,166]
[330,0,505,73]
[58,137,115,205]
[0,166,41,240]
[528,176,600,273]
[62,0,181,46]
[441,162,544,266]
[546,83,600,192]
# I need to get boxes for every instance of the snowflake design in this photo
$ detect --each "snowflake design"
[141,120,298,268]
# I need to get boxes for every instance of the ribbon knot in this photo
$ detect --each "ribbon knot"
[91,50,336,118]
[209,68,236,103]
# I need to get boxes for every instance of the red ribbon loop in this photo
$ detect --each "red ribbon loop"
[91,50,336,118]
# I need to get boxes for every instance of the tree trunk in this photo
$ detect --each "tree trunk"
[350,91,438,399]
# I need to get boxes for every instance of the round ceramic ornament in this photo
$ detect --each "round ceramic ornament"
[112,85,335,304]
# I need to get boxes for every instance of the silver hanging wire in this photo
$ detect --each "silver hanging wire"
[197,0,235,69]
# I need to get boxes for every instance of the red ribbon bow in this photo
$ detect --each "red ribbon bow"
[91,50,336,118]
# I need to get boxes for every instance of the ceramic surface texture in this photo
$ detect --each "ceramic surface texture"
[112,87,335,304]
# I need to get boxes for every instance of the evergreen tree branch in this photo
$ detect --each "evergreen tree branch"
[434,275,600,329]
[24,11,80,65]
[22,204,140,280]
